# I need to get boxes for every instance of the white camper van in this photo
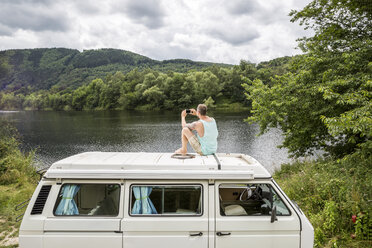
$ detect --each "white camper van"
[19,152,314,248]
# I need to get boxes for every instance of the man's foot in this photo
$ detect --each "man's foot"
[175,148,187,155]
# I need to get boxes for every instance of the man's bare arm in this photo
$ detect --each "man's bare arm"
[185,121,198,130]
[181,109,199,129]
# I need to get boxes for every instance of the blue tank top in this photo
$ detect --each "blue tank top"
[196,118,218,155]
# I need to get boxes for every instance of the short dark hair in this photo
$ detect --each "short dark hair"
[197,104,207,116]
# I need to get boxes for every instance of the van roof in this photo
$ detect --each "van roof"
[44,152,271,180]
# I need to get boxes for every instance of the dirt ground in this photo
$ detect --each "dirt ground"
[0,218,18,247]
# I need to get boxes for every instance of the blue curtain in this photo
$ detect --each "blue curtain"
[132,186,157,214]
[55,185,81,215]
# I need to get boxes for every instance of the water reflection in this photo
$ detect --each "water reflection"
[0,110,292,172]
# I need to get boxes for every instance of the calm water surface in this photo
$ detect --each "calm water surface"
[0,110,292,173]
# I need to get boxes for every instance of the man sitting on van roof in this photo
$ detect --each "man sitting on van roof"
[175,104,218,156]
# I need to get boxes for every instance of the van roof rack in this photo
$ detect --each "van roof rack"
[44,152,271,180]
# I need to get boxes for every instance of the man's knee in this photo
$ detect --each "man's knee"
[182,127,192,137]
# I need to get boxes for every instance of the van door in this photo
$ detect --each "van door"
[215,181,300,248]
[121,181,208,248]
[43,182,123,248]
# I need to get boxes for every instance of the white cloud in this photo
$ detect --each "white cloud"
[226,0,262,15]
[0,0,313,64]
[0,0,70,32]
[110,0,167,29]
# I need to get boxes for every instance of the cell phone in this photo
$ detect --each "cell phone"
[186,109,191,114]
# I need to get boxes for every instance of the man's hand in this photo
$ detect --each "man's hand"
[190,108,197,116]
[181,109,187,118]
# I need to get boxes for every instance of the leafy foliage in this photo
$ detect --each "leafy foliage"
[0,56,292,111]
[245,3,372,245]
[244,0,372,158]
[0,122,37,185]
[0,48,233,92]
[0,122,38,247]
[275,151,372,247]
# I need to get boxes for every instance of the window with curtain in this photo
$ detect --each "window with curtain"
[219,183,290,216]
[54,184,120,216]
[130,185,202,216]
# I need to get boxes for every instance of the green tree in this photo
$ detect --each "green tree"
[0,93,24,110]
[99,72,123,109]
[117,69,144,109]
[134,72,157,103]
[71,87,88,111]
[118,92,137,110]
[256,56,292,86]
[196,71,221,101]
[154,73,169,93]
[244,0,372,157]
[167,73,186,108]
[179,72,198,107]
[220,65,246,103]
[85,78,105,109]
[204,96,216,109]
[23,92,47,110]
[0,57,10,79]
[48,93,65,110]
[143,85,165,107]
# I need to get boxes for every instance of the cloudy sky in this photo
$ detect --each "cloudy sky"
[0,0,313,64]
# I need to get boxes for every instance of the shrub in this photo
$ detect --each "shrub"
[274,153,371,247]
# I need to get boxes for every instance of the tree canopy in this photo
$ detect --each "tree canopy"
[0,56,293,111]
[244,0,372,158]
[0,48,233,92]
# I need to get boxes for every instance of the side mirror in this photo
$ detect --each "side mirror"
[271,205,278,223]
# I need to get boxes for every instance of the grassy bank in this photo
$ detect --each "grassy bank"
[274,152,371,247]
[0,123,38,248]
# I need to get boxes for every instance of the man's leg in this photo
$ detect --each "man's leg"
[175,127,194,155]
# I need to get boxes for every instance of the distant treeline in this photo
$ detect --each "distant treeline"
[0,57,292,111]
[0,48,233,92]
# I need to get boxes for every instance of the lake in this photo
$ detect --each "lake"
[0,110,292,173]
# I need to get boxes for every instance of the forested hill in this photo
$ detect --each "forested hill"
[0,48,232,92]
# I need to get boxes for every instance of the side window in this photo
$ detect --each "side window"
[130,185,202,216]
[54,184,120,216]
[219,183,290,216]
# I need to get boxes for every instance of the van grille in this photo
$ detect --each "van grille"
[31,185,52,215]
